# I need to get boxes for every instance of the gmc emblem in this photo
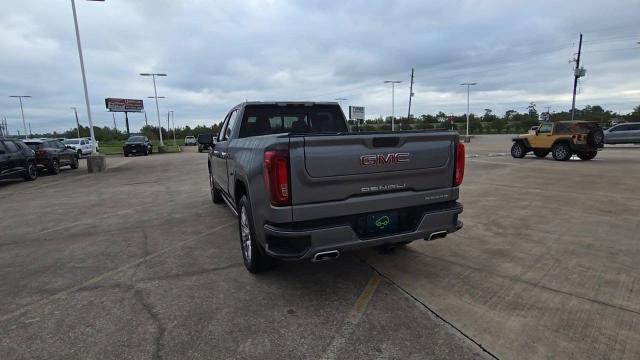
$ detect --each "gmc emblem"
[360,153,410,166]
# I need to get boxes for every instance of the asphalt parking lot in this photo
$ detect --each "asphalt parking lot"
[1,137,639,360]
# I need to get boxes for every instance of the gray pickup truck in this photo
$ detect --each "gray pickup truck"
[205,102,465,273]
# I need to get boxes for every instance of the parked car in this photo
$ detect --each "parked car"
[0,139,37,182]
[63,138,93,158]
[83,137,100,152]
[511,120,604,161]
[197,133,214,152]
[206,101,464,273]
[23,139,79,174]
[185,135,197,146]
[123,135,152,156]
[604,122,640,144]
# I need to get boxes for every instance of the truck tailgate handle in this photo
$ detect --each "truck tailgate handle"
[373,137,399,148]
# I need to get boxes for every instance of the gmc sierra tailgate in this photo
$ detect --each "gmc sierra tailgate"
[288,131,458,207]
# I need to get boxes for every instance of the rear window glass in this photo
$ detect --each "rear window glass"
[24,141,43,150]
[239,105,348,138]
[64,139,79,145]
[4,141,19,153]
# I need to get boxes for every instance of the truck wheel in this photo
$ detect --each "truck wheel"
[533,150,549,158]
[209,169,224,204]
[238,195,274,273]
[551,142,572,161]
[24,161,37,181]
[587,129,604,147]
[70,156,79,169]
[510,142,526,158]
[48,159,60,174]
[577,151,597,160]
[77,150,83,159]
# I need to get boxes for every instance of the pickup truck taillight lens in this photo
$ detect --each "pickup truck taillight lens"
[264,150,290,206]
[454,142,465,187]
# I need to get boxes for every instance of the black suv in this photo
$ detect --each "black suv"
[0,139,37,182]
[23,139,79,174]
[197,133,214,153]
[123,135,153,156]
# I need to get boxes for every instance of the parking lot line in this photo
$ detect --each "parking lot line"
[320,272,382,360]
[0,221,235,324]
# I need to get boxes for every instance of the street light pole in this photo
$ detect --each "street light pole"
[384,81,402,131]
[169,110,175,145]
[70,0,99,153]
[460,82,477,141]
[141,73,167,146]
[9,95,30,139]
[71,107,81,138]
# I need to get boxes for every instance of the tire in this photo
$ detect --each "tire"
[77,150,83,159]
[48,159,60,175]
[533,150,549,158]
[577,151,597,161]
[70,156,79,169]
[24,161,37,181]
[551,142,572,161]
[510,141,527,158]
[198,148,203,153]
[124,153,129,157]
[144,149,148,156]
[587,129,604,147]
[238,195,274,273]
[209,168,224,204]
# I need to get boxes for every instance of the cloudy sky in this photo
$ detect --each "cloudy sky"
[1,0,639,134]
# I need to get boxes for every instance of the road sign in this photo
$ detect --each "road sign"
[105,98,144,112]
[349,106,365,120]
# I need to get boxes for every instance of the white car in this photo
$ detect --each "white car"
[185,136,197,146]
[83,137,100,152]
[63,138,93,158]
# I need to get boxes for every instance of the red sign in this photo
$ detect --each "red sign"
[105,98,144,112]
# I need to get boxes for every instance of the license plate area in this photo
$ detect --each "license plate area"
[365,211,398,236]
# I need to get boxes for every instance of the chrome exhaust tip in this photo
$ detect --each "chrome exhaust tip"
[312,250,340,262]
[427,231,448,241]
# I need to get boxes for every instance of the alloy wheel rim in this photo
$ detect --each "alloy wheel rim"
[29,163,36,177]
[240,206,252,262]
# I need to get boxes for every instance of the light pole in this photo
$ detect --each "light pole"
[141,73,167,146]
[9,95,30,139]
[70,0,101,153]
[169,110,176,145]
[384,81,402,131]
[71,107,81,138]
[460,82,477,141]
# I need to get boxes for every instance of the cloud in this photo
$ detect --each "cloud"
[0,0,638,134]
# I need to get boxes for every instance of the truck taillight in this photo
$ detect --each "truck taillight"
[454,142,465,187]
[264,150,290,206]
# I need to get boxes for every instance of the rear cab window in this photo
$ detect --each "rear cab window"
[239,104,348,138]
[4,141,19,153]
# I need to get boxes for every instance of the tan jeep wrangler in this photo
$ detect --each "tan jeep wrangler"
[511,121,604,161]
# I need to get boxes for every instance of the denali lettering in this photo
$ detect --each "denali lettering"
[361,184,407,192]
[360,153,410,166]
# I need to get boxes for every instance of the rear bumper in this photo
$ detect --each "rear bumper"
[262,201,463,260]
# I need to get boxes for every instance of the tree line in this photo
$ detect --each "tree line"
[27,103,640,140]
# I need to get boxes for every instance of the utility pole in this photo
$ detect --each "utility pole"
[140,73,167,146]
[571,33,583,121]
[407,68,414,119]
[384,80,402,131]
[71,107,81,138]
[460,82,477,142]
[9,95,31,139]
[170,110,176,145]
[70,0,100,153]
[545,106,551,121]
[144,110,148,126]
[28,122,32,138]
